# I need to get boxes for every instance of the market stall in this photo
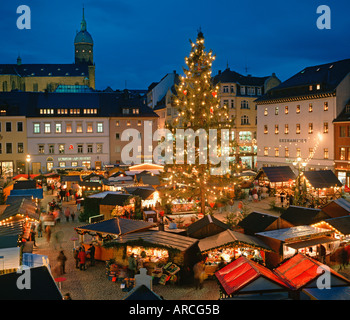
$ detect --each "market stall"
[300,170,343,205]
[186,214,230,239]
[256,225,339,267]
[198,229,272,276]
[254,166,296,194]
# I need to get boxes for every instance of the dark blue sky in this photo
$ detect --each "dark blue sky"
[1,0,349,90]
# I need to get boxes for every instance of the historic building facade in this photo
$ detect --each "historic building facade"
[256,59,350,172]
[213,68,281,169]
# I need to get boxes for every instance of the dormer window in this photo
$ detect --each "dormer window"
[316,84,321,90]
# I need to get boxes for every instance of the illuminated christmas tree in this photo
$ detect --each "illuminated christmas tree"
[160,30,237,215]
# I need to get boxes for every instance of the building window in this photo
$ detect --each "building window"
[323,122,328,133]
[230,86,235,93]
[34,123,40,133]
[241,100,249,109]
[240,86,245,95]
[324,102,328,111]
[309,148,314,158]
[116,121,120,127]
[132,108,139,114]
[137,120,142,126]
[6,143,12,154]
[285,147,289,158]
[49,144,54,154]
[59,162,66,168]
[308,123,313,134]
[122,108,130,115]
[264,108,268,116]
[296,148,301,157]
[257,87,262,95]
[316,84,321,90]
[285,124,289,134]
[127,121,131,126]
[76,123,82,133]
[231,100,235,109]
[275,107,279,115]
[82,161,91,169]
[285,106,288,114]
[223,86,229,93]
[66,123,72,133]
[275,125,279,134]
[17,143,24,154]
[58,144,65,154]
[38,144,45,154]
[296,124,301,134]
[324,148,329,159]
[116,133,120,140]
[77,144,83,154]
[296,105,300,114]
[17,122,23,132]
[87,123,93,133]
[264,147,268,156]
[44,123,51,133]
[274,147,279,157]
[55,123,62,133]
[97,122,103,133]
[5,122,11,132]
[241,115,249,125]
[97,144,102,153]
[87,144,93,153]
[340,147,346,160]
[264,125,268,134]
[340,126,346,137]
[223,100,228,108]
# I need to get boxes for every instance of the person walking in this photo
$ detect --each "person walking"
[73,247,80,269]
[339,246,349,271]
[46,225,52,243]
[193,260,206,290]
[37,220,43,238]
[71,210,76,222]
[57,250,67,275]
[78,246,87,271]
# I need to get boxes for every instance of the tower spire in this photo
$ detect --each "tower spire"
[81,5,87,31]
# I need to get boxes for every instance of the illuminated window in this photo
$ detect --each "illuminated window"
[309,104,313,112]
[285,106,288,114]
[296,105,300,114]
[87,123,93,133]
[66,123,72,133]
[285,147,289,158]
[34,123,40,134]
[309,148,314,158]
[38,144,44,154]
[58,144,65,154]
[97,122,103,133]
[76,123,82,133]
[323,122,328,133]
[137,120,142,126]
[44,123,51,133]
[264,108,268,116]
[340,147,346,160]
[285,124,289,134]
[264,125,268,134]
[308,123,313,134]
[275,147,279,157]
[275,107,279,115]
[97,144,102,153]
[55,123,62,133]
[324,102,328,111]
[296,148,301,157]
[275,125,279,134]
[264,147,268,156]
[324,148,329,159]
[296,124,301,134]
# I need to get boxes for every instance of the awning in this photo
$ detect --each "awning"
[255,166,296,183]
[286,237,337,250]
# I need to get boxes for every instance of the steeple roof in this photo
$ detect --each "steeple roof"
[74,7,93,45]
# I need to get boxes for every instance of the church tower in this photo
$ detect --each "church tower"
[74,8,94,65]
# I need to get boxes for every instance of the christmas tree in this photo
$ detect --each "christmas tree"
[160,30,237,215]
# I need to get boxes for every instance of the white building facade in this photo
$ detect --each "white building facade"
[256,59,350,171]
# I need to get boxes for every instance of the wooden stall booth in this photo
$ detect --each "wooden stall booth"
[198,229,272,276]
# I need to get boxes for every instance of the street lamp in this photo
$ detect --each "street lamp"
[292,157,307,205]
[26,155,31,179]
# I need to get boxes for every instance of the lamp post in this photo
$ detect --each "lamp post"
[26,155,31,179]
[292,157,307,205]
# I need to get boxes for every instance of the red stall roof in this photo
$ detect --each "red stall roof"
[215,256,291,296]
[275,253,350,290]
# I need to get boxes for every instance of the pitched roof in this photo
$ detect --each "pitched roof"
[127,187,155,200]
[9,188,43,199]
[0,220,24,237]
[255,166,296,183]
[75,217,156,236]
[0,198,39,222]
[274,253,350,290]
[108,230,198,252]
[198,229,272,253]
[122,284,163,300]
[256,59,350,103]
[0,266,62,300]
[215,256,291,296]
[187,214,230,237]
[303,170,342,188]
[323,215,350,235]
[13,180,36,190]
[238,211,279,234]
[279,206,329,226]
[213,68,270,87]
[100,193,132,206]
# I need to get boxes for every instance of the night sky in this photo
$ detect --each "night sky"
[1,0,349,90]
